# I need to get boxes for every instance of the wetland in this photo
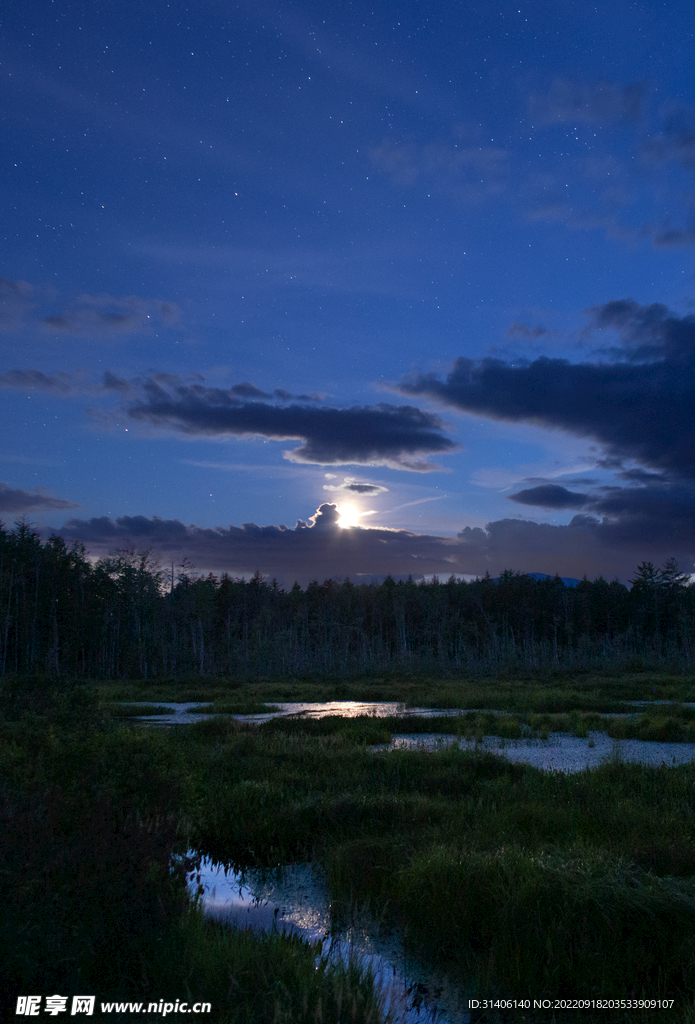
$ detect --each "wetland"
[4,669,695,1022]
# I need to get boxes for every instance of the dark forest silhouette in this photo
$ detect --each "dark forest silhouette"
[2,520,694,679]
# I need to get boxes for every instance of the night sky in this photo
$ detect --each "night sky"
[3,0,695,585]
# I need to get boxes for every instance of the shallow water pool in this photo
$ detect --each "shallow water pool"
[127,700,470,726]
[372,731,695,772]
[193,859,469,1023]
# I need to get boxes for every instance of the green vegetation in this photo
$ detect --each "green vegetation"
[3,520,695,680]
[6,669,695,1022]
[97,666,695,711]
[182,717,695,1021]
[187,701,283,715]
[0,683,385,1023]
[107,702,174,717]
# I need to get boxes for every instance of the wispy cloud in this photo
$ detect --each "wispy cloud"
[43,294,179,338]
[0,483,79,514]
[370,135,508,201]
[0,278,34,331]
[530,78,645,125]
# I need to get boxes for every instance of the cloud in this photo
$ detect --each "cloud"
[228,382,321,402]
[0,278,33,331]
[43,294,179,338]
[0,367,453,472]
[370,136,508,200]
[506,322,555,340]
[0,368,139,397]
[394,298,695,564]
[308,503,341,529]
[653,227,695,248]
[125,377,457,472]
[0,369,77,394]
[0,483,79,514]
[642,104,695,170]
[135,238,423,300]
[396,299,695,480]
[509,477,695,552]
[530,79,644,125]
[508,484,591,509]
[57,497,695,587]
[58,510,464,585]
[0,275,182,338]
[322,476,389,495]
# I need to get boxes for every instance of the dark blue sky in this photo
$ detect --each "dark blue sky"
[2,0,695,583]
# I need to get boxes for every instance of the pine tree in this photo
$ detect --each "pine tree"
[659,558,690,589]
[628,561,660,592]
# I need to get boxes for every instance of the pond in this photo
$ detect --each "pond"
[192,858,469,1024]
[126,700,470,726]
[124,702,695,773]
[372,731,695,773]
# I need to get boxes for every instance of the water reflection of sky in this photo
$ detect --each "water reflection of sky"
[127,702,695,773]
[236,702,469,724]
[128,700,470,726]
[374,732,695,773]
[192,860,468,1023]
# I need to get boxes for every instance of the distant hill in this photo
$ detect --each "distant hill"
[491,572,580,588]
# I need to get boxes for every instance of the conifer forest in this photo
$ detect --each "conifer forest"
[2,520,695,679]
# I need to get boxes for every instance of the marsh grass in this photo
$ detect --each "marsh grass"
[605,711,695,742]
[107,702,174,717]
[259,713,393,745]
[7,676,695,1021]
[396,847,695,997]
[96,667,695,715]
[188,701,283,715]
[182,718,695,1018]
[0,687,387,1023]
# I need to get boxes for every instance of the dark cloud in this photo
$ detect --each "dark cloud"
[126,377,457,472]
[0,369,76,394]
[322,476,389,495]
[0,368,320,406]
[506,322,554,340]
[0,484,79,514]
[230,382,270,399]
[643,106,695,170]
[653,227,695,248]
[59,510,464,585]
[228,383,321,402]
[43,294,179,338]
[343,482,386,494]
[530,79,644,125]
[395,299,695,564]
[57,498,695,588]
[509,484,591,509]
[580,481,695,548]
[0,367,452,472]
[102,371,136,394]
[308,503,341,528]
[396,299,695,479]
[506,477,695,556]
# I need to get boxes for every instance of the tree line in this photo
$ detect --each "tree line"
[1,520,694,679]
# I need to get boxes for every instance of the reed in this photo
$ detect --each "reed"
[0,689,387,1023]
[6,680,695,1020]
